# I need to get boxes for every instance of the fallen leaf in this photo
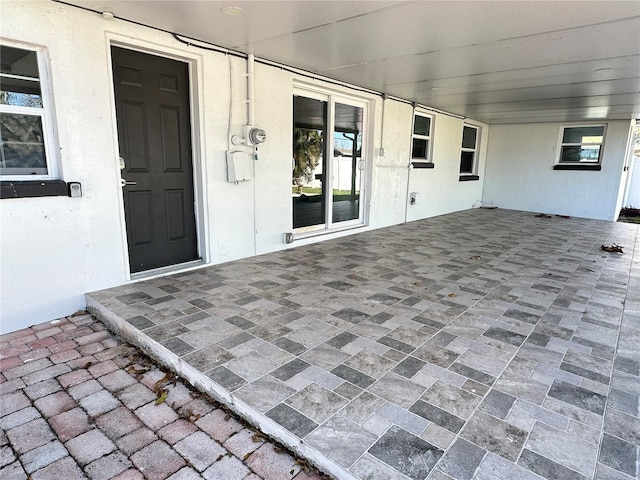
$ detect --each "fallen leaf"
[155,390,168,405]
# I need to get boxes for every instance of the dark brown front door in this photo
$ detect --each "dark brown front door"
[111,47,198,273]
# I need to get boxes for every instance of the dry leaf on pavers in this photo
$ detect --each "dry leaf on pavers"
[126,365,148,376]
[601,244,624,253]
[294,458,313,474]
[555,214,571,219]
[535,213,552,218]
[251,432,266,443]
[178,406,201,422]
[153,373,175,394]
[448,293,457,298]
[469,255,481,260]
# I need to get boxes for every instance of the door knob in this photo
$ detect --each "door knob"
[120,178,137,187]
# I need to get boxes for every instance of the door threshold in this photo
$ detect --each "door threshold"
[130,259,205,281]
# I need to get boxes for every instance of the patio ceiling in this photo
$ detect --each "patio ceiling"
[61,0,640,124]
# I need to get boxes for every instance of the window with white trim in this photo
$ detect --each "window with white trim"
[459,124,479,180]
[556,124,606,169]
[1,44,57,178]
[411,112,433,168]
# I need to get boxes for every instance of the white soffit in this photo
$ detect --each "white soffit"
[61,0,640,124]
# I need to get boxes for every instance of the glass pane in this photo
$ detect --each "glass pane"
[1,77,42,107]
[0,113,47,173]
[333,103,362,223]
[412,138,428,159]
[462,126,477,149]
[560,145,601,163]
[1,112,45,142]
[413,115,431,136]
[460,151,474,173]
[562,126,604,144]
[0,46,42,107]
[1,46,40,77]
[293,96,327,229]
[1,143,47,172]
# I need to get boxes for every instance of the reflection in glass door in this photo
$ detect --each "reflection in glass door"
[332,102,362,223]
[292,92,365,231]
[292,95,327,229]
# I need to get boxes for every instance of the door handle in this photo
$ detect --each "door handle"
[120,178,137,187]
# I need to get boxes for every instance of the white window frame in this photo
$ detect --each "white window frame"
[0,41,59,180]
[459,124,480,177]
[556,124,607,166]
[411,111,434,165]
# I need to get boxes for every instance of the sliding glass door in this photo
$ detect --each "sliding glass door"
[293,90,366,232]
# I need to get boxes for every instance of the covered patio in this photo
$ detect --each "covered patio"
[87,209,640,480]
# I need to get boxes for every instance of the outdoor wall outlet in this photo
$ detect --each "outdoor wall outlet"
[409,192,417,205]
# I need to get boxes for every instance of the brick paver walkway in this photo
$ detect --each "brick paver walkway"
[0,312,329,480]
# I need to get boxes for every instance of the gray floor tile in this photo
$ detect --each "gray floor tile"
[437,438,486,480]
[598,433,638,478]
[368,425,443,480]
[285,383,347,424]
[524,422,598,477]
[461,411,527,461]
[265,403,318,438]
[518,449,588,480]
[548,380,607,415]
[305,415,377,468]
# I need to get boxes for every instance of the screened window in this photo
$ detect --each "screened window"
[459,125,479,179]
[411,113,433,166]
[558,125,606,165]
[1,44,55,177]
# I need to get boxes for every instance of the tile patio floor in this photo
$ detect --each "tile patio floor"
[86,209,640,480]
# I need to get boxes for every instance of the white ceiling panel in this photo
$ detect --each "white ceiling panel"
[60,0,640,124]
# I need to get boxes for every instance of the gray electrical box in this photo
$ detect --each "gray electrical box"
[226,151,251,183]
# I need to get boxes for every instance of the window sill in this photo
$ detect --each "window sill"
[411,162,435,169]
[1,179,70,199]
[553,164,601,171]
[459,175,480,182]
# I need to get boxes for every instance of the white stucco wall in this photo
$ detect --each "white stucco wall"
[482,120,633,221]
[1,1,492,332]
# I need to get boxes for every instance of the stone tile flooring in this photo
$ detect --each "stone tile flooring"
[0,312,328,480]
[86,209,640,480]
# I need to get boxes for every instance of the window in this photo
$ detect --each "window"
[1,44,56,178]
[459,124,479,181]
[292,88,367,234]
[411,112,434,168]
[555,125,606,170]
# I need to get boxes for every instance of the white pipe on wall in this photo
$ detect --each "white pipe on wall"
[247,53,255,126]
